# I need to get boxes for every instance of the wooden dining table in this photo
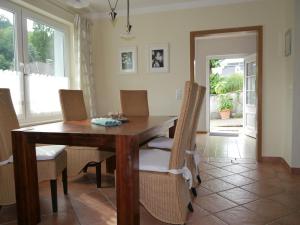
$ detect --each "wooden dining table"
[11,116,177,225]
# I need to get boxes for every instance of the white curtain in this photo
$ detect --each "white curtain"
[74,15,97,118]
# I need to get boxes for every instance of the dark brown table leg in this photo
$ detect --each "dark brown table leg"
[169,119,178,138]
[12,131,40,225]
[116,135,140,225]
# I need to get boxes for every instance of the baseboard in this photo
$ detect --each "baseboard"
[261,156,300,175]
[196,131,208,134]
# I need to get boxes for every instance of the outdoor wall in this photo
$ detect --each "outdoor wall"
[195,35,257,131]
[91,0,292,160]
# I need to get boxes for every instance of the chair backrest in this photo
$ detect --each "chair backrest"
[59,89,88,121]
[0,89,20,161]
[120,90,149,116]
[169,81,198,169]
[188,85,206,150]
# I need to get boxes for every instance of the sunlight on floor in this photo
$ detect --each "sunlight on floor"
[196,134,256,160]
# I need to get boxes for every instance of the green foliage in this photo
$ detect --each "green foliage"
[28,23,54,63]
[0,16,14,70]
[209,59,221,70]
[211,73,244,94]
[218,94,233,111]
[209,73,223,94]
[225,73,243,92]
[215,80,228,94]
[0,16,55,69]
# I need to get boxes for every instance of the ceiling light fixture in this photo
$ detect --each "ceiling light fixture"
[108,0,119,22]
[66,0,90,9]
[120,0,134,40]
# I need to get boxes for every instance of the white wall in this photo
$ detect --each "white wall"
[291,0,300,168]
[195,35,257,131]
[91,0,293,160]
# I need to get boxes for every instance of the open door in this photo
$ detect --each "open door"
[244,54,257,138]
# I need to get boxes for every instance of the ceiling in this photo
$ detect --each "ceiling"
[54,0,259,17]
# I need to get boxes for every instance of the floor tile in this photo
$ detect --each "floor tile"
[216,206,268,225]
[207,162,233,168]
[70,191,116,225]
[239,170,277,181]
[241,182,285,197]
[201,179,235,193]
[199,163,217,171]
[187,215,228,225]
[220,174,255,186]
[194,194,237,213]
[244,199,292,221]
[39,212,80,225]
[272,211,300,225]
[218,188,259,205]
[222,164,252,173]
[140,206,172,225]
[204,168,234,178]
[0,205,17,224]
[186,204,210,224]
[200,172,216,181]
[195,186,213,197]
[268,193,300,210]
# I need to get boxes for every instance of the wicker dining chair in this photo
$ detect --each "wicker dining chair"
[139,81,197,224]
[59,89,115,187]
[186,85,206,186]
[147,84,206,195]
[0,88,67,212]
[120,90,149,116]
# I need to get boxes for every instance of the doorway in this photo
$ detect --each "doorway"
[208,56,245,136]
[190,26,263,161]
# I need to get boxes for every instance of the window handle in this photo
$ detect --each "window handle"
[19,63,30,75]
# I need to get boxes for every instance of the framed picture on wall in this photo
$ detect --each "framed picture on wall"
[148,43,169,73]
[285,29,292,57]
[119,47,137,74]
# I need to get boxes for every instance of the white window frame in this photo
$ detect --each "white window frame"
[0,1,71,125]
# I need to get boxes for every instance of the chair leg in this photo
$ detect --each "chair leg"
[188,202,194,212]
[50,180,58,213]
[191,187,197,197]
[197,174,202,184]
[96,162,102,188]
[62,168,68,195]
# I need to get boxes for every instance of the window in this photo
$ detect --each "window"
[0,1,70,124]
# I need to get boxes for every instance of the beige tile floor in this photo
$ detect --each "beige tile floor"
[1,135,300,225]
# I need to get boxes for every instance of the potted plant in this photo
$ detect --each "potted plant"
[218,94,233,120]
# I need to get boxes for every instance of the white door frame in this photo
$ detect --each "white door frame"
[243,54,257,138]
[205,53,248,134]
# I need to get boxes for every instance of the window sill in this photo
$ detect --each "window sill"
[20,119,63,128]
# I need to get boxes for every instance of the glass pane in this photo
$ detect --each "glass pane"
[246,114,256,129]
[247,62,256,76]
[26,18,65,76]
[0,7,23,115]
[246,76,256,91]
[25,18,68,115]
[246,91,256,105]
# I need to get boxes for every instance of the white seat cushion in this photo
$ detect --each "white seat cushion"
[36,145,66,161]
[147,137,173,149]
[139,149,171,172]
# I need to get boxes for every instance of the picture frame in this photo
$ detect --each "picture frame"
[148,43,169,73]
[285,29,292,57]
[119,46,137,74]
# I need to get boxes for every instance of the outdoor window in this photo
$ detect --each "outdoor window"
[0,1,70,124]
